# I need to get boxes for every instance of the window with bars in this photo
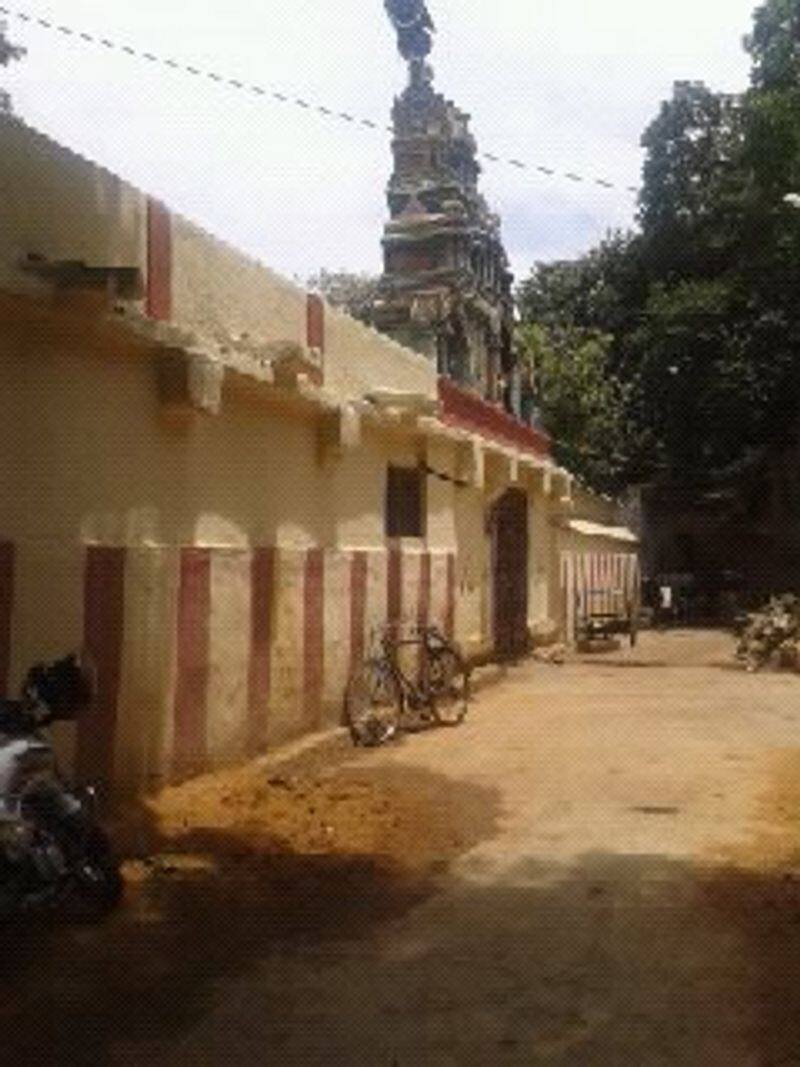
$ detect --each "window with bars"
[385,464,425,539]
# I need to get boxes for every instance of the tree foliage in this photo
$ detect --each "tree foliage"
[306,269,380,325]
[638,82,747,279]
[517,0,800,493]
[517,324,631,492]
[746,0,800,91]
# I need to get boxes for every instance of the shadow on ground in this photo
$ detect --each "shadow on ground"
[4,665,800,1064]
[0,762,500,1063]
[3,832,800,1061]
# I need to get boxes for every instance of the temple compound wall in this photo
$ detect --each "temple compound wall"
[0,118,637,797]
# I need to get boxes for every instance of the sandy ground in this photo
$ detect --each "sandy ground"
[6,629,800,1063]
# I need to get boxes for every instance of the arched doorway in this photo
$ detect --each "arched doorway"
[491,488,529,659]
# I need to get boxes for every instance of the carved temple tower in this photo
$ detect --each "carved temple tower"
[375,4,519,411]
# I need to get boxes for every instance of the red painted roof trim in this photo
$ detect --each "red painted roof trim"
[438,376,551,458]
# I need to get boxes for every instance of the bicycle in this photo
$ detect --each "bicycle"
[345,621,470,746]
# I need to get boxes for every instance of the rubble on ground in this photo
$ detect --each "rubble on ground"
[735,595,800,673]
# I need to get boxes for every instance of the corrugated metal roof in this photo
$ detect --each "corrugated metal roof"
[567,519,639,544]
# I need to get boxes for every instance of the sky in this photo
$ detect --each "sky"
[1,0,760,285]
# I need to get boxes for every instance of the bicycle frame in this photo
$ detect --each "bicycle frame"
[346,620,468,746]
[366,621,450,709]
[379,627,435,713]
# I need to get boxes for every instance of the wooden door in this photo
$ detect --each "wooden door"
[492,489,529,659]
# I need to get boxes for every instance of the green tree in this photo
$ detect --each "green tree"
[627,280,750,475]
[743,1,800,200]
[746,0,800,91]
[517,231,643,334]
[518,0,800,491]
[517,230,648,384]
[306,269,380,325]
[517,324,632,492]
[638,81,747,280]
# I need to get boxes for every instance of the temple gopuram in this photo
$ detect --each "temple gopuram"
[375,1,522,416]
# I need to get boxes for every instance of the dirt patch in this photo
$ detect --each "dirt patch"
[694,749,800,1061]
[708,748,800,873]
[0,757,499,1061]
[118,755,498,875]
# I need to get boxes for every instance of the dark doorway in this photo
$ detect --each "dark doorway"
[491,488,529,660]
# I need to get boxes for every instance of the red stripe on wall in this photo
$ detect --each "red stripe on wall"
[303,549,325,730]
[146,198,172,322]
[416,553,432,679]
[307,293,325,352]
[0,542,14,698]
[79,546,126,791]
[577,555,583,613]
[444,553,456,640]
[387,547,403,626]
[589,555,595,606]
[247,547,275,755]
[173,548,211,779]
[589,555,595,605]
[418,552,431,632]
[350,551,368,674]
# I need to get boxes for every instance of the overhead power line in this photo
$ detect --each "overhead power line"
[0,5,640,195]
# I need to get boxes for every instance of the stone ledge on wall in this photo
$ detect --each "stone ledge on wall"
[155,349,224,416]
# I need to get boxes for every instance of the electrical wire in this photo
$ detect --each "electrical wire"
[0,4,640,195]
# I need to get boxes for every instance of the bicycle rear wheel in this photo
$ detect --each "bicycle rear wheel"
[427,646,469,726]
[345,659,402,746]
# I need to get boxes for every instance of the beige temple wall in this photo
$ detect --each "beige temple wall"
[0,301,603,795]
[322,304,437,403]
[0,316,315,782]
[0,307,490,794]
[528,489,555,633]
[0,315,563,793]
[0,118,607,798]
[0,119,437,411]
[169,224,439,405]
[169,216,307,352]
[0,324,453,569]
[0,330,327,560]
[569,485,621,527]
[0,117,146,297]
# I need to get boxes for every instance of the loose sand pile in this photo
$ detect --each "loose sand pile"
[117,750,497,894]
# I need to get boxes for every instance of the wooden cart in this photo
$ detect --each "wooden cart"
[575,587,639,648]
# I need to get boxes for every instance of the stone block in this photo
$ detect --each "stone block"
[156,349,223,415]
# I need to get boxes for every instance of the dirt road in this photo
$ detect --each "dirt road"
[7,629,800,1064]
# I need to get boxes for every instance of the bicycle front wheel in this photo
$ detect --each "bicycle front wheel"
[428,647,469,726]
[345,660,402,746]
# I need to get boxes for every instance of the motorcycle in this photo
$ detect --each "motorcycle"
[0,653,123,920]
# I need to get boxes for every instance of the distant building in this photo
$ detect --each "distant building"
[631,428,800,618]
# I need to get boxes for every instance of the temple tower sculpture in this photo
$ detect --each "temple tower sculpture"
[376,1,519,411]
